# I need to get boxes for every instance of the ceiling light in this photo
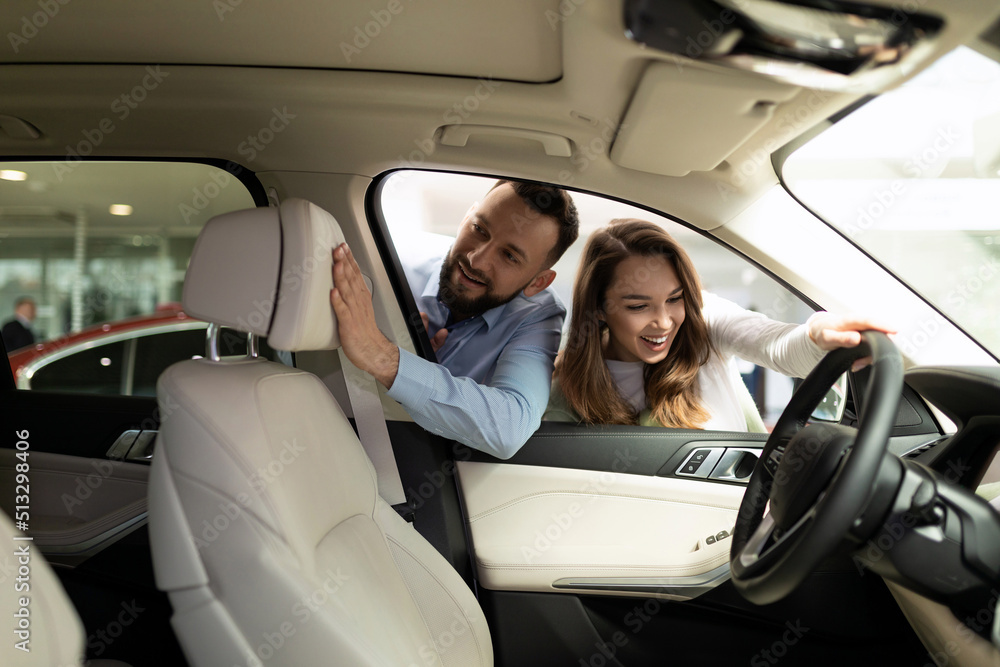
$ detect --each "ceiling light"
[0,170,28,181]
[109,204,133,216]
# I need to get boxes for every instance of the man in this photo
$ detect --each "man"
[1,296,37,353]
[331,179,579,459]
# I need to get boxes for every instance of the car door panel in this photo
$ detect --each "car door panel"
[457,460,740,598]
[0,448,148,566]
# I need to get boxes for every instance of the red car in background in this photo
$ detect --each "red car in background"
[6,306,276,396]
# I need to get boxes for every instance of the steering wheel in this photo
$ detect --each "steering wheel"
[730,331,903,605]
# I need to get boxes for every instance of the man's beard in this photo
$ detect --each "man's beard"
[437,249,528,321]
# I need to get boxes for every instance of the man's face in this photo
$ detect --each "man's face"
[16,301,35,322]
[438,183,560,321]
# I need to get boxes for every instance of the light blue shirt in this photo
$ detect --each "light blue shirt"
[386,238,565,459]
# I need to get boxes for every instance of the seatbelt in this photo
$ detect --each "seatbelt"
[337,349,408,507]
[334,271,408,509]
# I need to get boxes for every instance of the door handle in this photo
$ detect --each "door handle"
[708,448,759,483]
[105,429,158,463]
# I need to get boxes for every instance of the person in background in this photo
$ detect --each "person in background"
[1,296,37,353]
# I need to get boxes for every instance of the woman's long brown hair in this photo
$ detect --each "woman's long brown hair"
[556,219,712,428]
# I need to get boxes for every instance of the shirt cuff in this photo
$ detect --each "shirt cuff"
[795,324,827,366]
[386,347,434,409]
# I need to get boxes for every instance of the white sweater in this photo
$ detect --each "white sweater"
[605,292,825,432]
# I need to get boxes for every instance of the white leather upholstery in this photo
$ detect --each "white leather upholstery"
[181,206,282,337]
[457,461,744,598]
[268,198,345,351]
[0,509,84,665]
[181,199,346,351]
[0,510,133,666]
[149,200,492,666]
[886,581,1000,667]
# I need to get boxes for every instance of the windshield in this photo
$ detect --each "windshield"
[783,47,1000,357]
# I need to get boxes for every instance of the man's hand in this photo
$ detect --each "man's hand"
[330,243,400,388]
[806,312,896,371]
[419,312,448,353]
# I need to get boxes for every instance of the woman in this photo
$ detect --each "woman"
[546,219,886,431]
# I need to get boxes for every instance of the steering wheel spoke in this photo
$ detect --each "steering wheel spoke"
[738,505,817,571]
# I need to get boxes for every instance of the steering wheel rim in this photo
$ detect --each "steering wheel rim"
[730,331,903,605]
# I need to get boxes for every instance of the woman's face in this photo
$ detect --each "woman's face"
[601,253,686,364]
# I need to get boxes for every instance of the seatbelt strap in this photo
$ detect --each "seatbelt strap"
[336,345,407,506]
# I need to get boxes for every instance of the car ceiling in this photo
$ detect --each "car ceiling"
[1,0,999,231]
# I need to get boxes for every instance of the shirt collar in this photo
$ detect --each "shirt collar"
[479,302,507,330]
[420,260,443,300]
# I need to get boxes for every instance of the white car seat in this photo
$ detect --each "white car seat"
[0,510,131,666]
[147,199,492,666]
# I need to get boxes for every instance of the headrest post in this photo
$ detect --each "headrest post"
[206,323,222,362]
[246,332,259,359]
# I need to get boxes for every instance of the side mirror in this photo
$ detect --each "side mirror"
[810,372,848,423]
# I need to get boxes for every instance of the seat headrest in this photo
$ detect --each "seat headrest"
[182,198,346,351]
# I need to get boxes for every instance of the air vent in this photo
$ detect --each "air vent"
[903,436,949,458]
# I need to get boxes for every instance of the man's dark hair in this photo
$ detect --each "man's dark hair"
[491,179,579,267]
